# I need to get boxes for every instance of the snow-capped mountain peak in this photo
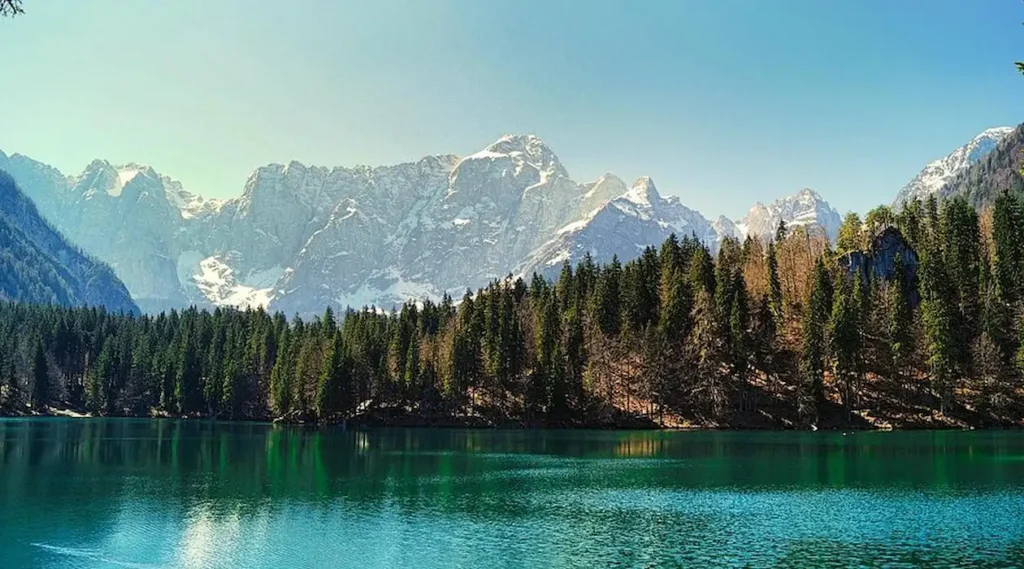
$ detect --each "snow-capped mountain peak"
[893,126,1013,207]
[2,135,848,315]
[727,187,841,242]
[480,133,568,180]
[624,176,661,206]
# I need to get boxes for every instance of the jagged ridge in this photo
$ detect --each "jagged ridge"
[1,137,843,316]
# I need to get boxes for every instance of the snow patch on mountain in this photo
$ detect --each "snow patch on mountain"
[736,188,841,241]
[2,135,852,315]
[113,167,140,195]
[333,268,441,311]
[190,255,280,309]
[893,126,1013,207]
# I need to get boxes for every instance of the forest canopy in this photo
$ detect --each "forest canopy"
[2,192,1023,429]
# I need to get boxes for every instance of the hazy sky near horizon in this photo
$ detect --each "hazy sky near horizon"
[1,0,1022,218]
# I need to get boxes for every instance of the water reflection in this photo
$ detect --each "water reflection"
[2,421,1024,568]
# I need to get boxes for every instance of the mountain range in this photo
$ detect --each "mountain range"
[1,125,1013,315]
[0,170,137,313]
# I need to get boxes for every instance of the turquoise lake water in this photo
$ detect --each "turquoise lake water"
[2,419,1024,568]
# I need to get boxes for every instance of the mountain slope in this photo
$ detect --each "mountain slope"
[0,170,138,313]
[931,124,1024,208]
[1,137,843,315]
[515,176,718,278]
[734,188,841,241]
[893,126,1014,208]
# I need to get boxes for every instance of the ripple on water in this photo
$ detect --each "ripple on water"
[5,422,1024,568]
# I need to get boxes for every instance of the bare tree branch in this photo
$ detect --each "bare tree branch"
[0,0,24,18]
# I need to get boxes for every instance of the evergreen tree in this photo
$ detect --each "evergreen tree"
[317,333,349,420]
[802,259,832,419]
[87,337,116,414]
[752,294,777,373]
[887,254,913,382]
[767,240,783,318]
[829,281,860,420]
[529,291,557,417]
[563,305,586,410]
[775,219,788,244]
[30,340,48,410]
[269,327,293,416]
[728,271,750,376]
[993,191,1024,305]
[896,198,925,250]
[836,212,864,252]
[0,348,7,407]
[592,256,622,336]
[621,247,660,333]
[920,247,959,413]
[688,245,716,298]
[864,205,896,236]
[658,265,692,340]
[940,196,982,364]
[688,290,726,418]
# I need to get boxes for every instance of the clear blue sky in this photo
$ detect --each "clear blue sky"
[0,0,1021,218]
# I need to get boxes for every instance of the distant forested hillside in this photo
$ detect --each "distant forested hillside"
[0,170,137,313]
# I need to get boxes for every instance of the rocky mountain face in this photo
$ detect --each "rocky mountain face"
[838,226,920,307]
[515,176,720,279]
[893,126,1014,208]
[1,137,843,316]
[730,188,841,242]
[0,169,137,313]
[0,151,222,312]
[924,124,1024,209]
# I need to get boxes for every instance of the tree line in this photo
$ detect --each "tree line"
[2,192,1023,427]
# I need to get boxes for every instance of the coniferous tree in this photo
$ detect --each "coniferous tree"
[621,247,660,333]
[836,212,864,252]
[829,280,860,421]
[920,242,959,414]
[688,290,726,419]
[864,205,896,236]
[269,327,293,416]
[752,294,777,376]
[802,259,832,419]
[767,240,783,319]
[728,271,750,376]
[556,261,575,313]
[30,340,48,410]
[174,320,202,415]
[940,196,982,367]
[317,333,348,420]
[529,290,558,418]
[87,337,116,414]
[992,191,1024,305]
[775,219,788,244]
[0,348,7,407]
[887,254,913,384]
[562,305,586,410]
[689,245,716,298]
[592,256,622,337]
[896,198,925,250]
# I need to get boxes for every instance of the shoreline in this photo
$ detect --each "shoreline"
[0,406,1014,431]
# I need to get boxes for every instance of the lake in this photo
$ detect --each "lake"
[2,420,1024,568]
